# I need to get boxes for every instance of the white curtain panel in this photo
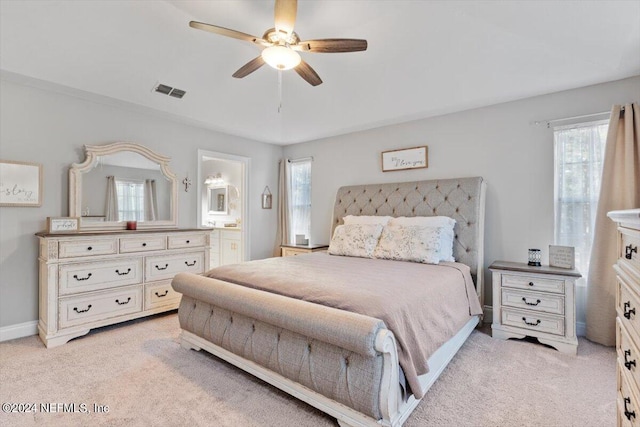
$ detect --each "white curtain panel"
[144,179,158,221]
[104,175,119,221]
[586,103,640,346]
[273,159,291,256]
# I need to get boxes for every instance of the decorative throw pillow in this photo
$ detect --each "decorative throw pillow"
[343,215,393,226]
[328,224,384,258]
[388,216,456,262]
[373,224,442,265]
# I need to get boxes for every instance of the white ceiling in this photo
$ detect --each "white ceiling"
[1,1,639,145]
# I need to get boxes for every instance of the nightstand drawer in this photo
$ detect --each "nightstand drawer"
[282,248,308,257]
[501,274,564,294]
[620,228,640,280]
[618,274,640,342]
[619,362,640,427]
[501,288,564,315]
[501,307,565,336]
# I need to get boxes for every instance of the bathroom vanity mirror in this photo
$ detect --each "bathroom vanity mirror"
[69,142,178,230]
[208,185,228,215]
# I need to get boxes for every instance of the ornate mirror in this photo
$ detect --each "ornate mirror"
[69,142,178,230]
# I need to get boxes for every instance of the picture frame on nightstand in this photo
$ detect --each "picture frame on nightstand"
[549,245,575,269]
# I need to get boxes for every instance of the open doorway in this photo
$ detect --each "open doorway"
[197,149,250,264]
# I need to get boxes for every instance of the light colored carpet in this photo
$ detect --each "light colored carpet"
[0,313,615,427]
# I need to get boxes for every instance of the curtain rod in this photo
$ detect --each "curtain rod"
[533,106,625,129]
[288,156,313,163]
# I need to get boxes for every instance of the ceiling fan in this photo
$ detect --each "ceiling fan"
[189,0,368,86]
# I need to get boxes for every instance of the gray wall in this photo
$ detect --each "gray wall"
[0,77,282,328]
[283,75,640,327]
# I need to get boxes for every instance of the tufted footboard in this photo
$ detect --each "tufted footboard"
[172,272,403,427]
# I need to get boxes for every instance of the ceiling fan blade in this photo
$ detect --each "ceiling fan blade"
[189,21,269,46]
[294,60,322,86]
[295,39,368,53]
[232,56,266,79]
[274,0,297,36]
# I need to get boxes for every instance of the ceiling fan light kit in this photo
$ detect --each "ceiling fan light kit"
[189,0,367,86]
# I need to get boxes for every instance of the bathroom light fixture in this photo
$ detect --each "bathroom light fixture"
[204,173,225,187]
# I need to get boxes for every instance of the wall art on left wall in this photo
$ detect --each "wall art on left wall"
[0,160,43,207]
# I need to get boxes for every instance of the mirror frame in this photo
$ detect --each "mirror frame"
[69,142,178,230]
[207,185,229,215]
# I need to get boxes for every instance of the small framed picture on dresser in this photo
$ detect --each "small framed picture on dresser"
[47,217,80,233]
[549,245,575,269]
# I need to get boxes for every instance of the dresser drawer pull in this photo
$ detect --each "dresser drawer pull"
[528,281,534,287]
[522,297,541,306]
[73,304,92,314]
[155,264,169,271]
[625,349,637,370]
[624,397,636,421]
[115,297,131,305]
[185,260,197,267]
[115,268,131,276]
[155,290,169,298]
[522,317,541,327]
[73,273,92,281]
[142,243,147,247]
[626,244,638,260]
[186,240,190,244]
[624,301,636,319]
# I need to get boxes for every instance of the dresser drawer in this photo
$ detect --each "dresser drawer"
[145,251,205,281]
[119,235,166,253]
[145,281,181,310]
[619,318,640,392]
[619,362,640,427]
[501,307,565,336]
[501,288,564,315]
[59,258,143,295]
[59,238,117,259]
[501,274,564,294]
[619,274,640,340]
[620,227,640,280]
[59,285,143,328]
[167,233,207,249]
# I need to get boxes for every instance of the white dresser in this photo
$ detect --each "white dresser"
[37,229,210,348]
[490,261,581,354]
[609,209,640,426]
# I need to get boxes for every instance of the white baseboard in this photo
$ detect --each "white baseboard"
[0,321,38,342]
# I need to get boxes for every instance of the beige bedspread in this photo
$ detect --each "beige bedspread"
[205,252,482,399]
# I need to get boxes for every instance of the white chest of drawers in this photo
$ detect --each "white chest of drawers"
[490,260,581,354]
[608,209,640,426]
[37,229,210,348]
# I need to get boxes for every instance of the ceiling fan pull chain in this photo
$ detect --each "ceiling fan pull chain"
[278,70,283,114]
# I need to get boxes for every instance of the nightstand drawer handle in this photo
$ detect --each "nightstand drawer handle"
[626,244,638,260]
[522,317,541,327]
[73,304,92,314]
[522,297,541,306]
[625,349,636,370]
[528,281,535,287]
[155,290,169,298]
[624,397,636,421]
[115,297,131,305]
[624,301,636,319]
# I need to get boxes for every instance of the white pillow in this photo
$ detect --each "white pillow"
[373,225,442,265]
[388,216,456,262]
[328,224,384,258]
[342,215,393,226]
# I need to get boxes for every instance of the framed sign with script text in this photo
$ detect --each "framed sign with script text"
[47,217,80,233]
[549,245,575,269]
[0,160,43,207]
[381,146,428,172]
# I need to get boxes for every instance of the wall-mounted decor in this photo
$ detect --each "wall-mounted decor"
[0,160,43,207]
[262,186,272,209]
[46,217,80,233]
[549,245,575,269]
[381,146,428,172]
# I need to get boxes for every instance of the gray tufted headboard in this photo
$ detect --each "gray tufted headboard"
[331,177,486,301]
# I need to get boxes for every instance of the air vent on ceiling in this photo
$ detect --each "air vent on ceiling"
[153,83,186,99]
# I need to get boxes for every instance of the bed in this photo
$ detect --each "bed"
[172,177,486,427]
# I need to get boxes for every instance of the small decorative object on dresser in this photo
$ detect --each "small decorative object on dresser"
[46,217,80,233]
[281,243,329,257]
[608,209,640,426]
[490,260,581,354]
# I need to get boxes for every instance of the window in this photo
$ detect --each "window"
[289,159,312,242]
[554,119,609,281]
[116,179,145,221]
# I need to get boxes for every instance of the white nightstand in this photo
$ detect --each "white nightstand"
[281,243,329,257]
[490,261,581,354]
